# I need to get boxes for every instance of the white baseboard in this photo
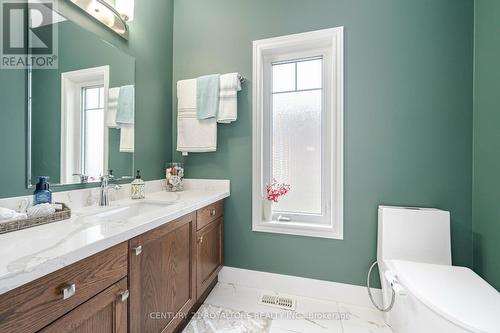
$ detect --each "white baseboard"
[218,266,381,308]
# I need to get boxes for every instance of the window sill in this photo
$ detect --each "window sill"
[253,220,343,240]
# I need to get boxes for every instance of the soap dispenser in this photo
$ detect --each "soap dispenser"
[131,170,145,199]
[33,176,52,205]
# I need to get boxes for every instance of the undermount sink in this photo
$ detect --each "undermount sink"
[87,201,170,221]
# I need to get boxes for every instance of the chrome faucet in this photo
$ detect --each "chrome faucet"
[99,174,121,206]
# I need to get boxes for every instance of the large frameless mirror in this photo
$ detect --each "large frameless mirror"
[27,5,135,187]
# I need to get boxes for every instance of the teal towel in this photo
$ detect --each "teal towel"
[116,85,135,125]
[196,74,220,119]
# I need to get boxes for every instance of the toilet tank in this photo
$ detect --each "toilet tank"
[377,206,451,265]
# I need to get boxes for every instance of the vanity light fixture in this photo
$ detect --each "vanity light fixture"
[70,0,129,39]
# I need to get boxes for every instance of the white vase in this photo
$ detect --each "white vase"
[262,200,273,221]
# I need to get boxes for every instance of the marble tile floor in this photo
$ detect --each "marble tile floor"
[183,282,394,333]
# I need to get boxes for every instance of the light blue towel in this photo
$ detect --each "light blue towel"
[116,85,135,125]
[196,74,220,119]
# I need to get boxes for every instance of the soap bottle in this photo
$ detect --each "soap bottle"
[131,170,145,199]
[33,176,52,205]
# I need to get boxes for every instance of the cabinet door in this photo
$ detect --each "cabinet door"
[38,278,128,333]
[129,213,196,333]
[197,217,223,297]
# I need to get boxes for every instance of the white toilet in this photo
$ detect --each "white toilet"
[377,206,500,333]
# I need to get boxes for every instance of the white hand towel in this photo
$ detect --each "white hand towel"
[27,203,56,219]
[177,79,217,154]
[106,87,120,128]
[0,207,27,224]
[217,73,241,124]
[120,124,134,153]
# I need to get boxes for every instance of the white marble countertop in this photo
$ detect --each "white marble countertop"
[0,180,229,295]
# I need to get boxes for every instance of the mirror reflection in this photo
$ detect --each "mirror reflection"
[28,9,135,187]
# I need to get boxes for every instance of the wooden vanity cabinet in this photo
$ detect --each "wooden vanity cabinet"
[0,200,224,333]
[128,212,197,333]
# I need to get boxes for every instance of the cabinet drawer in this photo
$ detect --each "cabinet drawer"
[38,278,128,333]
[0,242,128,333]
[197,200,224,230]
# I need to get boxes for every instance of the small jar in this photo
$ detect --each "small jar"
[165,163,184,192]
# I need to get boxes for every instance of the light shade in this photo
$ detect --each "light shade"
[70,0,129,39]
[115,0,134,22]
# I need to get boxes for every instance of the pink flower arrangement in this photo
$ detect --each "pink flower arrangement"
[265,180,290,203]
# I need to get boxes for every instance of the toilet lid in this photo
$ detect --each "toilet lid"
[390,259,500,333]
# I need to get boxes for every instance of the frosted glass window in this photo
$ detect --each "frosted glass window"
[297,59,322,90]
[83,109,104,178]
[84,87,101,109]
[272,90,322,214]
[82,86,104,179]
[272,63,295,92]
[271,57,323,216]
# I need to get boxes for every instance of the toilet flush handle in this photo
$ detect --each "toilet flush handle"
[385,271,407,297]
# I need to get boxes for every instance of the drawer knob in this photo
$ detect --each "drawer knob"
[118,290,130,302]
[198,236,204,244]
[62,283,76,300]
[210,209,216,216]
[133,245,142,256]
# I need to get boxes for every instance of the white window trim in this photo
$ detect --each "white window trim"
[60,66,109,184]
[252,27,344,240]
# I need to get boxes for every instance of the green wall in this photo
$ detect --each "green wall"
[473,0,500,290]
[172,0,474,286]
[0,0,173,198]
